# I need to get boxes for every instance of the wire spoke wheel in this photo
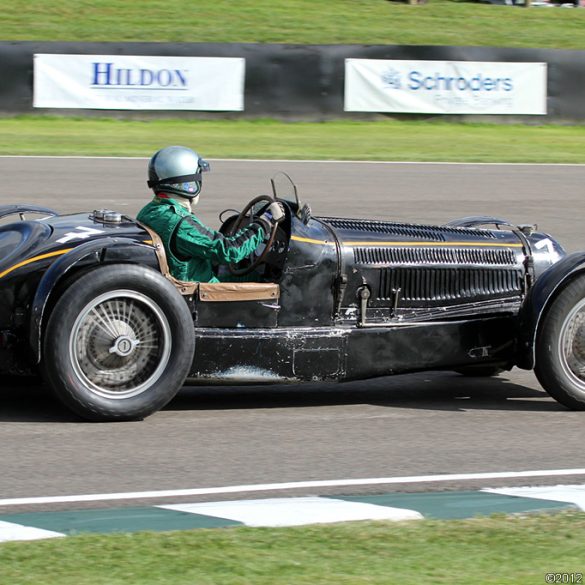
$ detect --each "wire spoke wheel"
[70,290,172,399]
[535,275,585,410]
[558,298,585,390]
[43,265,195,421]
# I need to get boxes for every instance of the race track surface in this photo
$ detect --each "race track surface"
[1,157,585,513]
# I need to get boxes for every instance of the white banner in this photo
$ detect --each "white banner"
[34,54,245,111]
[345,59,547,115]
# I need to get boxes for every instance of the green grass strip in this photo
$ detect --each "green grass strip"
[1,116,585,163]
[2,0,585,50]
[1,512,584,584]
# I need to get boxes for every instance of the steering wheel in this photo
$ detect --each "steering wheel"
[226,194,281,276]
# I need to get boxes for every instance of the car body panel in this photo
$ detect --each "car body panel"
[190,315,516,383]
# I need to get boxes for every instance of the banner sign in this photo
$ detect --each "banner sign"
[33,54,245,111]
[345,59,547,115]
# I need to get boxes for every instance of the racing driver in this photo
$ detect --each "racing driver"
[137,145,284,283]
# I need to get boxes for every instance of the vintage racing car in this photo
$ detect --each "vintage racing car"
[1,174,584,421]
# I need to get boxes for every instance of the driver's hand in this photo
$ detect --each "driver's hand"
[259,202,285,231]
[265,201,285,223]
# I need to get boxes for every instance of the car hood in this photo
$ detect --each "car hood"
[317,215,566,286]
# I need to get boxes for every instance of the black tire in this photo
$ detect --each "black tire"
[42,264,195,421]
[535,275,585,410]
[454,366,504,377]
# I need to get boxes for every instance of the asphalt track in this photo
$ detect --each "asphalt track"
[1,157,585,514]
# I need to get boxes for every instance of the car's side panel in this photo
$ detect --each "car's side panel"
[195,298,280,328]
[344,316,516,380]
[190,327,346,383]
[189,316,516,383]
[278,217,339,327]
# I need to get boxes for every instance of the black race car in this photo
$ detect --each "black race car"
[1,174,584,421]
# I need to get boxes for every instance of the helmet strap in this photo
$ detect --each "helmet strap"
[147,172,202,189]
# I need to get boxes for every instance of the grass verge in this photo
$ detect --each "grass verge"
[2,0,585,50]
[1,512,584,584]
[1,116,585,162]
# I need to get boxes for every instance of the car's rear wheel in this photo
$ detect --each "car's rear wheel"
[43,264,195,421]
[535,274,585,410]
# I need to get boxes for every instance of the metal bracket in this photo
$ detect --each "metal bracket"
[357,286,371,327]
[392,287,402,317]
[334,273,348,319]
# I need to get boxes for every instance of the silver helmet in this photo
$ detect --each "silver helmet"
[147,146,210,199]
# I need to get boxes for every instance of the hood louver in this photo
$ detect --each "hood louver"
[379,267,523,304]
[322,217,497,241]
[354,246,517,267]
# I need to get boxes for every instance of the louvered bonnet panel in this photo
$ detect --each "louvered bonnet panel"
[323,217,497,241]
[320,217,525,309]
[377,266,523,305]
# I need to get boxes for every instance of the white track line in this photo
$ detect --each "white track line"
[1,468,585,508]
[0,155,584,167]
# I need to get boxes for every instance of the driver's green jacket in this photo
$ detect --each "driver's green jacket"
[137,196,266,283]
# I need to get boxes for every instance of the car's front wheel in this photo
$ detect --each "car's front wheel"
[535,274,585,410]
[43,264,195,421]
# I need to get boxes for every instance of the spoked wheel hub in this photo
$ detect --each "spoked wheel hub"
[70,290,172,399]
[110,335,139,357]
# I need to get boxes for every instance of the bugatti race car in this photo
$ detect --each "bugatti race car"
[1,173,584,421]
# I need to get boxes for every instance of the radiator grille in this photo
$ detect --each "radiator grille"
[322,217,496,241]
[378,267,523,302]
[355,246,517,266]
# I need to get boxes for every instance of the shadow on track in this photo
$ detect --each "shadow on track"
[0,377,79,423]
[171,370,564,414]
[0,370,565,423]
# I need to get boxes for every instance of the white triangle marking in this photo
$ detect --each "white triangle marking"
[159,496,423,527]
[0,520,65,542]
[483,484,585,510]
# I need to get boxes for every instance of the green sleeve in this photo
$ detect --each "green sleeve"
[174,215,266,264]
